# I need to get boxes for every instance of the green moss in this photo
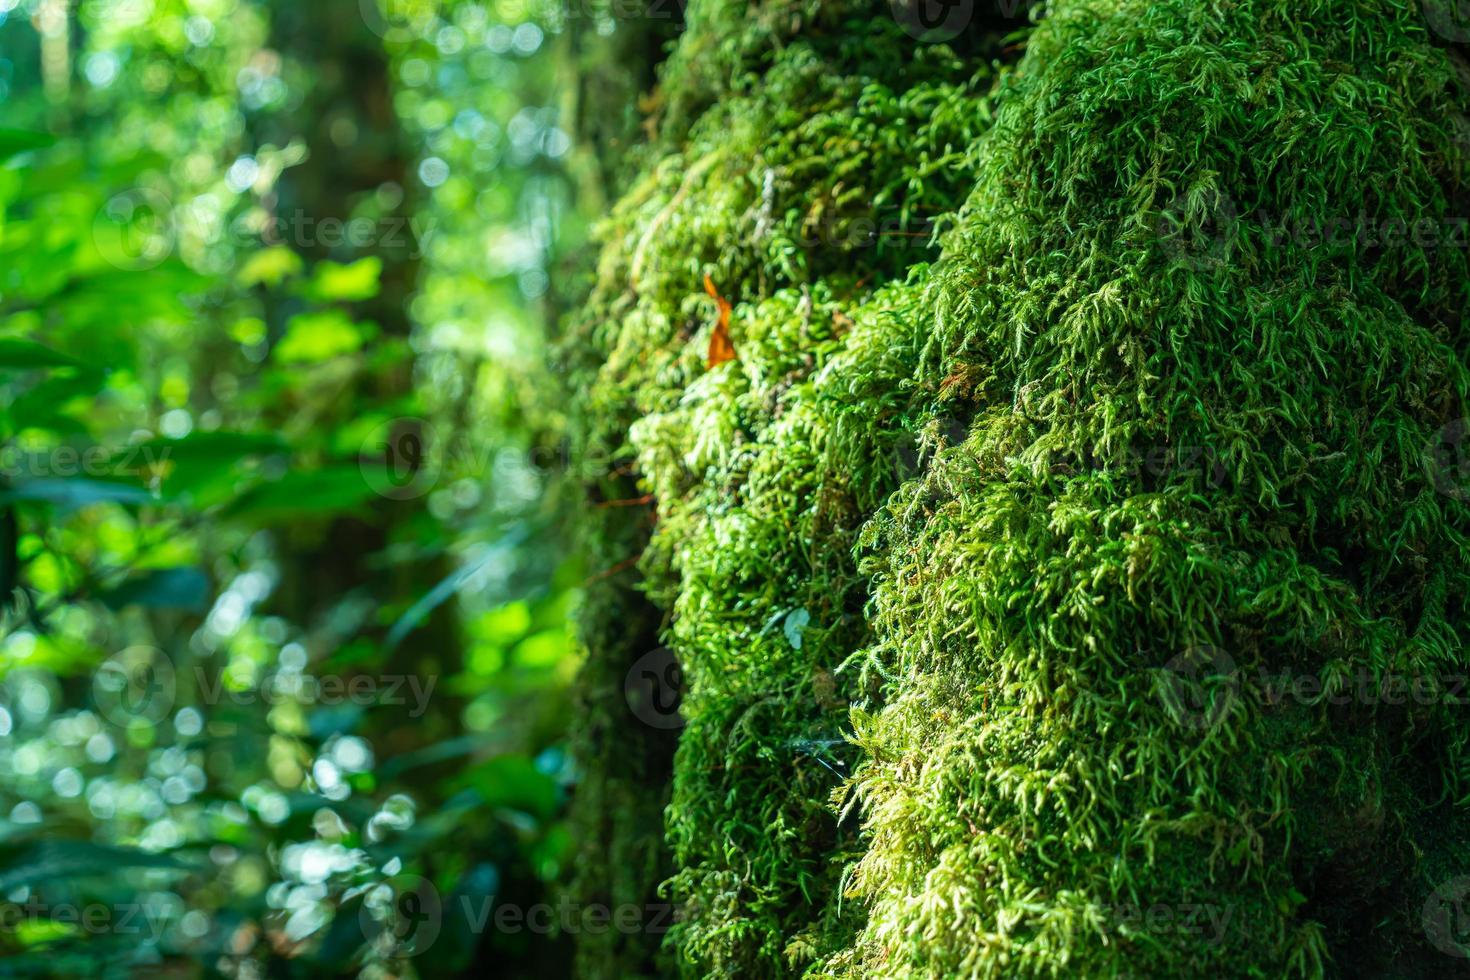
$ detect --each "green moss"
[567,0,1470,976]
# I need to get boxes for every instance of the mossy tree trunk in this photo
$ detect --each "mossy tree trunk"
[565,2,1470,977]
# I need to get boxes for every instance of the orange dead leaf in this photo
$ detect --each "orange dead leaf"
[939,363,982,399]
[704,273,737,368]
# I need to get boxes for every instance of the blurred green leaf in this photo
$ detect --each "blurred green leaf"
[384,529,530,651]
[237,246,304,287]
[0,339,84,370]
[223,465,377,521]
[274,309,364,363]
[513,630,566,669]
[451,755,558,821]
[0,479,151,508]
[4,370,109,433]
[137,430,288,500]
[304,256,382,301]
[472,601,531,644]
[98,567,209,612]
[0,841,184,892]
[0,130,55,163]
[139,430,287,459]
[377,735,492,780]
[12,918,77,948]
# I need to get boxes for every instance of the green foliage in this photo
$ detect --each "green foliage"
[0,1,598,976]
[568,0,1470,976]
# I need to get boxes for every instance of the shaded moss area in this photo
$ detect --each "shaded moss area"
[566,0,1470,976]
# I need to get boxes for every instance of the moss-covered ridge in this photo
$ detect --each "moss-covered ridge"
[568,0,1470,976]
[563,3,1014,974]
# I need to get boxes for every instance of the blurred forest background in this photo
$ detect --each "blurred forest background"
[0,0,672,976]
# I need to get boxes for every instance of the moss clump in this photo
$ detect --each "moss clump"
[567,0,1470,976]
[564,7,1011,971]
